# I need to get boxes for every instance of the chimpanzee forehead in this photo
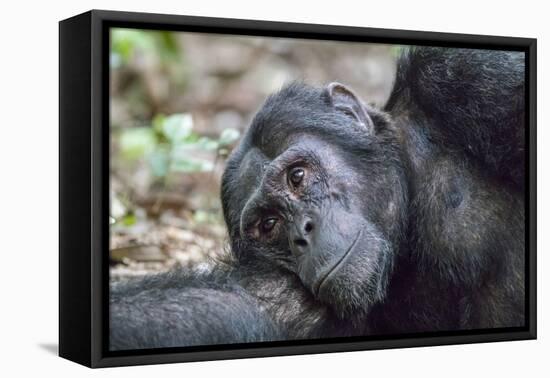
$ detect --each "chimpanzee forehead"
[245,84,345,154]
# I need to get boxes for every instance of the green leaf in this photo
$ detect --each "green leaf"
[218,128,241,146]
[180,133,200,144]
[152,114,166,133]
[156,32,180,60]
[110,29,182,68]
[122,213,137,226]
[193,210,210,223]
[111,28,155,62]
[390,45,405,58]
[111,194,126,219]
[149,148,170,177]
[119,127,157,160]
[110,52,122,69]
[171,156,214,173]
[196,137,219,151]
[161,114,193,143]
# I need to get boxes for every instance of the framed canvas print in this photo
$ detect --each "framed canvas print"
[59,10,537,368]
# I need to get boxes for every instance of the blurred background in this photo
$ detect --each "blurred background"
[109,28,399,280]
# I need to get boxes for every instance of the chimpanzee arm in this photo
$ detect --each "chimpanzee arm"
[109,267,283,351]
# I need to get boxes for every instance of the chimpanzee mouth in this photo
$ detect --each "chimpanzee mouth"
[313,229,362,298]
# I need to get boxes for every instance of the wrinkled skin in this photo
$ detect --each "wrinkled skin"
[222,83,408,321]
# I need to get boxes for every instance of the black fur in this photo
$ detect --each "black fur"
[386,47,525,189]
[110,265,284,350]
[110,46,525,350]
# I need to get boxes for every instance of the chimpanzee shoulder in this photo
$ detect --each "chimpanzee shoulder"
[386,46,525,188]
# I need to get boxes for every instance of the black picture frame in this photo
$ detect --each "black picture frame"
[59,9,537,368]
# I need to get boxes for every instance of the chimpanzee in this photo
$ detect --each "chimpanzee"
[110,46,526,350]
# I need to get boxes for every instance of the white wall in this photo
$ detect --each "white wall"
[0,0,547,376]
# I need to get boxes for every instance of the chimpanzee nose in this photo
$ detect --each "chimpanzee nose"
[290,217,315,249]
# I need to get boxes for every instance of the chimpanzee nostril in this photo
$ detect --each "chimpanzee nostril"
[294,238,308,247]
[304,221,314,234]
[289,217,314,250]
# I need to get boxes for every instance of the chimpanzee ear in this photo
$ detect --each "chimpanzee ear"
[324,82,374,133]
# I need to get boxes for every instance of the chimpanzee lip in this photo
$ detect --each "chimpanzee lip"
[314,229,362,298]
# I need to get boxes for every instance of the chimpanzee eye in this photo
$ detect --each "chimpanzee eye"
[288,167,305,188]
[260,217,278,234]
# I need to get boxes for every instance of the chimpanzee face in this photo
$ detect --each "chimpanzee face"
[222,83,407,318]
